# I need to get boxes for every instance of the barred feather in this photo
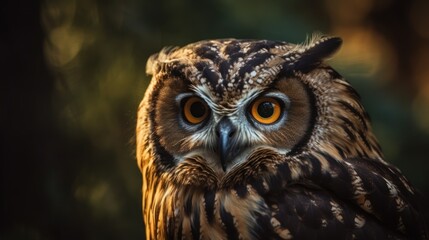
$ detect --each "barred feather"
[137,36,428,239]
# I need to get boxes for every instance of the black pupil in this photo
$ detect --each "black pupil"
[190,101,206,118]
[258,102,274,118]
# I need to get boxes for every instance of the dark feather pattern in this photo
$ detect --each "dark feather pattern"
[137,36,428,239]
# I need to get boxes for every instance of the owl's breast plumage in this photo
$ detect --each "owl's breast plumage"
[141,147,417,239]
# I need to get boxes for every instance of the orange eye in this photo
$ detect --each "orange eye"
[183,97,209,124]
[250,97,282,124]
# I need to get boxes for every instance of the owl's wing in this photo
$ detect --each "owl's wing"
[261,182,405,239]
[257,154,428,239]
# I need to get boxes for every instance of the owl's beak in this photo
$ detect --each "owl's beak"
[216,117,237,172]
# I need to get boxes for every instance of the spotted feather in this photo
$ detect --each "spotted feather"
[137,35,428,239]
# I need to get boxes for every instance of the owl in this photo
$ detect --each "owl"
[136,35,428,239]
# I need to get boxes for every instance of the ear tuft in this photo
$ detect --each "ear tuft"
[146,46,179,75]
[284,35,342,72]
[146,53,159,75]
[301,35,342,61]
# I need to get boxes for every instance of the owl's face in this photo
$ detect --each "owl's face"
[153,68,312,173]
[139,36,360,179]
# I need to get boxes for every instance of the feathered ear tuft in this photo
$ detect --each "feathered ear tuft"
[146,46,179,75]
[301,35,342,61]
[284,35,342,72]
[146,53,159,75]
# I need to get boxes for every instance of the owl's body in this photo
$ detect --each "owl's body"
[137,36,428,239]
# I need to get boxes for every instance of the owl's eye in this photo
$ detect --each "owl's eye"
[250,97,282,124]
[183,97,209,124]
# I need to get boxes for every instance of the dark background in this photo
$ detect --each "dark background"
[2,0,429,239]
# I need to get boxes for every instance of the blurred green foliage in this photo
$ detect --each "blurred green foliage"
[2,0,429,239]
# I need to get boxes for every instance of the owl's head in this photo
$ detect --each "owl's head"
[137,35,381,187]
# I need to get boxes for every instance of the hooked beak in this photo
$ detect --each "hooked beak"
[216,117,238,172]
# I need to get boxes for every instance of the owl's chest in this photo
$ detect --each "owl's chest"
[145,181,406,240]
[144,181,274,239]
